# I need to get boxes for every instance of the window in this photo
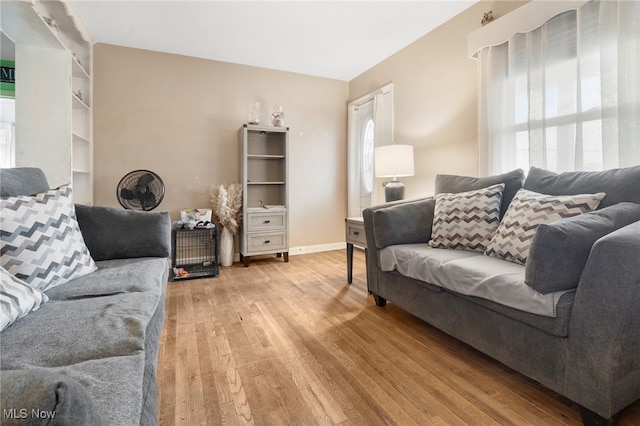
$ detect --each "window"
[0,97,15,168]
[361,119,374,194]
[0,122,15,168]
[478,0,640,175]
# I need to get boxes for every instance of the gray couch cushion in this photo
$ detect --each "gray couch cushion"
[45,258,168,300]
[435,168,524,219]
[51,355,147,426]
[524,165,640,208]
[1,257,168,426]
[0,168,50,197]
[75,205,171,261]
[1,294,154,368]
[372,198,435,249]
[1,259,166,369]
[0,369,104,425]
[379,243,570,317]
[456,290,576,338]
[526,202,640,294]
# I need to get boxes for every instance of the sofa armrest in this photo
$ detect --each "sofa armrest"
[363,197,435,295]
[363,197,435,249]
[565,220,640,418]
[75,205,171,261]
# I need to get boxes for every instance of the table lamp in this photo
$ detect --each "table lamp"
[374,144,414,202]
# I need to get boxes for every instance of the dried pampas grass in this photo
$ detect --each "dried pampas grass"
[209,183,243,234]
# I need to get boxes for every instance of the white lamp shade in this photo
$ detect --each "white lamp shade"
[374,144,415,178]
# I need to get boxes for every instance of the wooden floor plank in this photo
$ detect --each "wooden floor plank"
[158,249,640,425]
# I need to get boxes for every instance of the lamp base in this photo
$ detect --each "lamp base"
[384,181,405,202]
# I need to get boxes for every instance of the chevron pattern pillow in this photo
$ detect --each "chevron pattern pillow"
[0,186,97,291]
[485,189,606,265]
[1,266,49,331]
[429,183,505,252]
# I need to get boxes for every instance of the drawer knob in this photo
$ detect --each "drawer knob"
[353,231,359,235]
[264,220,271,224]
[264,240,271,244]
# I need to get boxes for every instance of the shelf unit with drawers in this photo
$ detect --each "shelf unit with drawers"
[238,124,289,267]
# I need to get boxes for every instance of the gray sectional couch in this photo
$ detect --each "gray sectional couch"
[363,166,640,425]
[1,168,170,425]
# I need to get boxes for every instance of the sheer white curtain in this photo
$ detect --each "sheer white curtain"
[0,122,15,168]
[478,0,640,176]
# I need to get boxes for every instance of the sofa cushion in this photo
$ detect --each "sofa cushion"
[0,266,48,331]
[525,203,640,294]
[372,198,435,249]
[0,186,97,291]
[0,167,49,197]
[429,183,504,252]
[55,355,147,426]
[524,165,640,208]
[75,205,171,261]
[485,189,605,265]
[0,258,166,369]
[435,168,524,219]
[0,257,168,426]
[380,243,478,287]
[45,257,168,301]
[0,369,104,425]
[456,290,576,338]
[380,243,570,317]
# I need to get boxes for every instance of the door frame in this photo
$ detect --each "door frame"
[347,83,394,217]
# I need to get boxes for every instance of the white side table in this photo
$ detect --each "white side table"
[345,217,367,284]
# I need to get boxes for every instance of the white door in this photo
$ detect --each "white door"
[347,84,393,217]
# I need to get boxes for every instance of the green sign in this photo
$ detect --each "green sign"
[1,60,15,98]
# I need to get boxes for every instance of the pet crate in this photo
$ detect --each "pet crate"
[171,226,219,280]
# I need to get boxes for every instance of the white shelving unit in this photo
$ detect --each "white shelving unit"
[1,0,94,204]
[238,124,289,267]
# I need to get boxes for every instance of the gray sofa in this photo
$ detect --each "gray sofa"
[363,166,640,425]
[1,167,171,425]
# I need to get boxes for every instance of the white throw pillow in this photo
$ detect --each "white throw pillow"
[1,266,48,331]
[485,188,605,265]
[429,183,505,252]
[0,186,97,291]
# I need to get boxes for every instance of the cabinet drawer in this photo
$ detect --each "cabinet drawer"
[247,211,286,231]
[247,231,287,252]
[346,223,366,246]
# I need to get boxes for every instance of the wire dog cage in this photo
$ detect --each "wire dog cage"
[171,226,219,280]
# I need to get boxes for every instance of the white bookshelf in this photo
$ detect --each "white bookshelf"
[238,124,290,266]
[1,0,94,204]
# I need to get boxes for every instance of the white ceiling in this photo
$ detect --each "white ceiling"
[75,1,478,81]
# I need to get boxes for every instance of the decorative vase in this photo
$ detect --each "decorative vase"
[271,105,285,127]
[248,101,260,125]
[219,226,234,266]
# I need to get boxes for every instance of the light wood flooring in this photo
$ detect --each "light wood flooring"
[157,249,640,425]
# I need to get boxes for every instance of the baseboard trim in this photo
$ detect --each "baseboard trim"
[289,242,345,256]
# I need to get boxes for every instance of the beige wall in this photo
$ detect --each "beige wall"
[93,44,348,250]
[93,2,528,250]
[349,0,527,199]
